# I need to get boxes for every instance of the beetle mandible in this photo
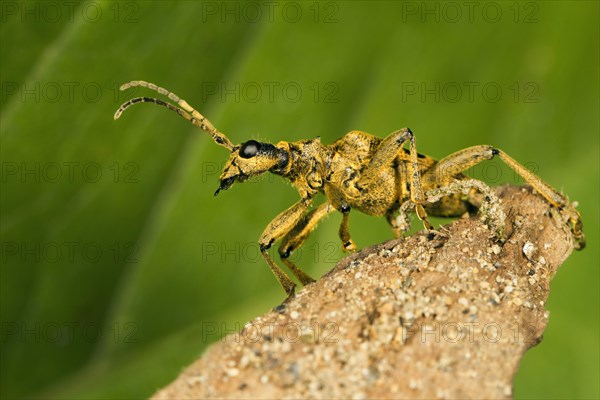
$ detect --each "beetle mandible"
[114,81,585,300]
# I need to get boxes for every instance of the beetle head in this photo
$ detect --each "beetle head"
[112,82,291,196]
[215,140,289,195]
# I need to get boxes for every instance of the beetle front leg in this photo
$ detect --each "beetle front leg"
[259,197,313,297]
[279,202,334,285]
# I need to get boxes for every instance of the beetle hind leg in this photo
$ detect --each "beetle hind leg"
[424,179,507,240]
[421,145,584,249]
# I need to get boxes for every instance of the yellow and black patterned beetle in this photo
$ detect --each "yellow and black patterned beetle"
[115,81,585,299]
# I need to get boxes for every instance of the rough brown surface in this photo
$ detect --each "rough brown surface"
[153,185,578,400]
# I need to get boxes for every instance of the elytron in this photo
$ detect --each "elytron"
[114,81,585,299]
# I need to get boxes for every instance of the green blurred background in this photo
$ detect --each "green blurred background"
[1,1,598,398]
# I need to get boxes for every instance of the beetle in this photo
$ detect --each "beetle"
[114,80,585,299]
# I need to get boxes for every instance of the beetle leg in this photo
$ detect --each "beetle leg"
[259,198,314,297]
[386,209,404,238]
[359,128,433,231]
[421,145,584,249]
[386,210,399,238]
[338,207,357,252]
[421,178,506,240]
[279,202,334,285]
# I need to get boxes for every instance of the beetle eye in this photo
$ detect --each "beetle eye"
[240,140,260,158]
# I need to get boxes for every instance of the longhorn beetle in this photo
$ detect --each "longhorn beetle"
[114,80,585,299]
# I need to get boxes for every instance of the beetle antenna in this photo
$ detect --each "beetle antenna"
[114,80,234,150]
